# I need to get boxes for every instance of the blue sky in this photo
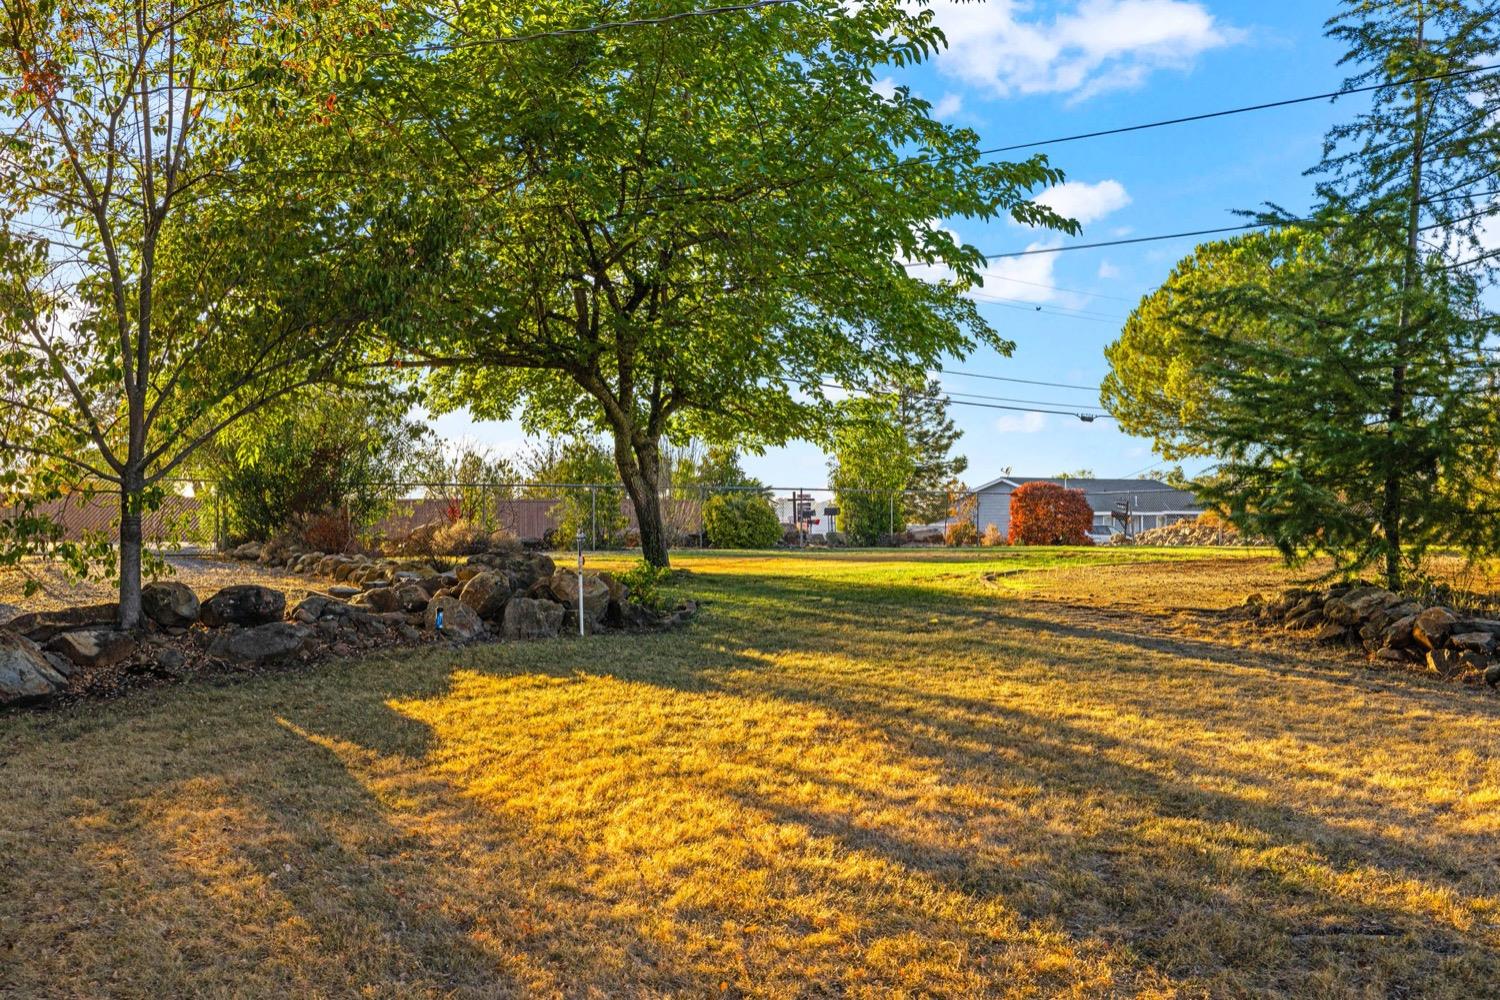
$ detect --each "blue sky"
[436,1,1357,489]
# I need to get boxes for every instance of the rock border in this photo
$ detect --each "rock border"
[1,560,695,709]
[1244,582,1500,688]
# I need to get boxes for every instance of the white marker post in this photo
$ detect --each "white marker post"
[575,529,586,637]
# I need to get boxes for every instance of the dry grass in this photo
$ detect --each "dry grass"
[2,548,1498,998]
[0,556,323,614]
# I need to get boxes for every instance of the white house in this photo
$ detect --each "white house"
[969,476,1202,538]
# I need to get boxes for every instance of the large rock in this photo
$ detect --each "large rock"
[394,583,430,614]
[1412,608,1459,651]
[141,581,200,628]
[548,570,610,625]
[45,628,138,669]
[1486,663,1500,687]
[209,622,309,664]
[424,596,484,641]
[0,633,67,704]
[1449,632,1496,654]
[6,603,119,642]
[459,572,511,620]
[502,598,564,640]
[200,585,286,627]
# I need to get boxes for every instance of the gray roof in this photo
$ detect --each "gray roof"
[971,476,1202,514]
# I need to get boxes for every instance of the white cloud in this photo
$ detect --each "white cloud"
[996,412,1048,434]
[1097,260,1121,279]
[1036,179,1132,227]
[873,76,898,100]
[932,92,964,118]
[924,0,1239,102]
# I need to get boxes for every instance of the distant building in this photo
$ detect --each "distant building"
[776,492,838,536]
[969,476,1202,539]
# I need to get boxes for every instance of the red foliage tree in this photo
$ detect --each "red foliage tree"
[1007,482,1095,546]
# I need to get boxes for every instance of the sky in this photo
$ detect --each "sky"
[434,1,1358,490]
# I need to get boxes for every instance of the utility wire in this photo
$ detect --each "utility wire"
[937,369,1101,393]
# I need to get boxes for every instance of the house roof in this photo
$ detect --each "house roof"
[971,476,1202,515]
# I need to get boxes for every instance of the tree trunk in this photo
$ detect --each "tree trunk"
[611,428,670,568]
[118,481,144,630]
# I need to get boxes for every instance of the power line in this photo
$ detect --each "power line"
[897,61,1500,172]
[811,379,1111,421]
[943,388,1110,412]
[936,369,1101,393]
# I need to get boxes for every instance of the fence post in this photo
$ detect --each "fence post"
[888,491,895,538]
[699,485,706,549]
[590,485,597,550]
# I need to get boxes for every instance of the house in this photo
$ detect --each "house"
[969,476,1202,539]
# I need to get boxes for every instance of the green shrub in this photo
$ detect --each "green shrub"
[619,559,672,612]
[703,492,782,549]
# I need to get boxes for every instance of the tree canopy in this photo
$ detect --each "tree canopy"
[349,0,1077,566]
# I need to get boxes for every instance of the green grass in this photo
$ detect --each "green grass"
[3,548,1497,998]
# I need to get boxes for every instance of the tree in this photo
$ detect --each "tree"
[828,397,916,545]
[1008,482,1094,546]
[522,438,629,548]
[895,379,968,523]
[198,386,428,544]
[0,0,445,626]
[1102,234,1325,460]
[377,0,1076,567]
[1110,0,1500,590]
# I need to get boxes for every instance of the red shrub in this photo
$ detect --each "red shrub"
[1007,482,1094,546]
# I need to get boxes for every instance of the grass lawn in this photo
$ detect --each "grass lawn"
[3,548,1497,998]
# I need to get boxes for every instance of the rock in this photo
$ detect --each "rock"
[0,603,25,627]
[361,587,400,613]
[230,541,262,561]
[1312,622,1349,644]
[0,633,67,704]
[45,628,138,669]
[1382,614,1420,649]
[394,584,430,613]
[328,585,361,600]
[156,648,187,675]
[597,571,627,604]
[1412,607,1459,651]
[141,581,200,628]
[1372,648,1408,665]
[6,603,120,642]
[459,572,511,620]
[208,622,309,664]
[200,585,286,628]
[424,596,484,640]
[1486,663,1500,687]
[502,597,564,640]
[1449,632,1496,654]
[548,570,610,625]
[1426,648,1466,679]
[1459,618,1500,636]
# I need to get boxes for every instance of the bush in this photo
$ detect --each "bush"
[1008,482,1094,546]
[301,511,355,553]
[619,559,672,612]
[945,520,979,546]
[436,519,507,555]
[703,492,783,549]
[981,522,1005,547]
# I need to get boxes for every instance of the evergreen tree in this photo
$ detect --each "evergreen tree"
[1182,0,1500,590]
[894,379,969,524]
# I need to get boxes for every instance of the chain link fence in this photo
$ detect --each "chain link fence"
[5,480,987,553]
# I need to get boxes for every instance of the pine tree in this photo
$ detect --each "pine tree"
[894,379,970,524]
[1192,0,1500,590]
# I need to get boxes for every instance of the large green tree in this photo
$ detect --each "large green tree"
[362,0,1075,567]
[1105,0,1500,590]
[0,0,443,626]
